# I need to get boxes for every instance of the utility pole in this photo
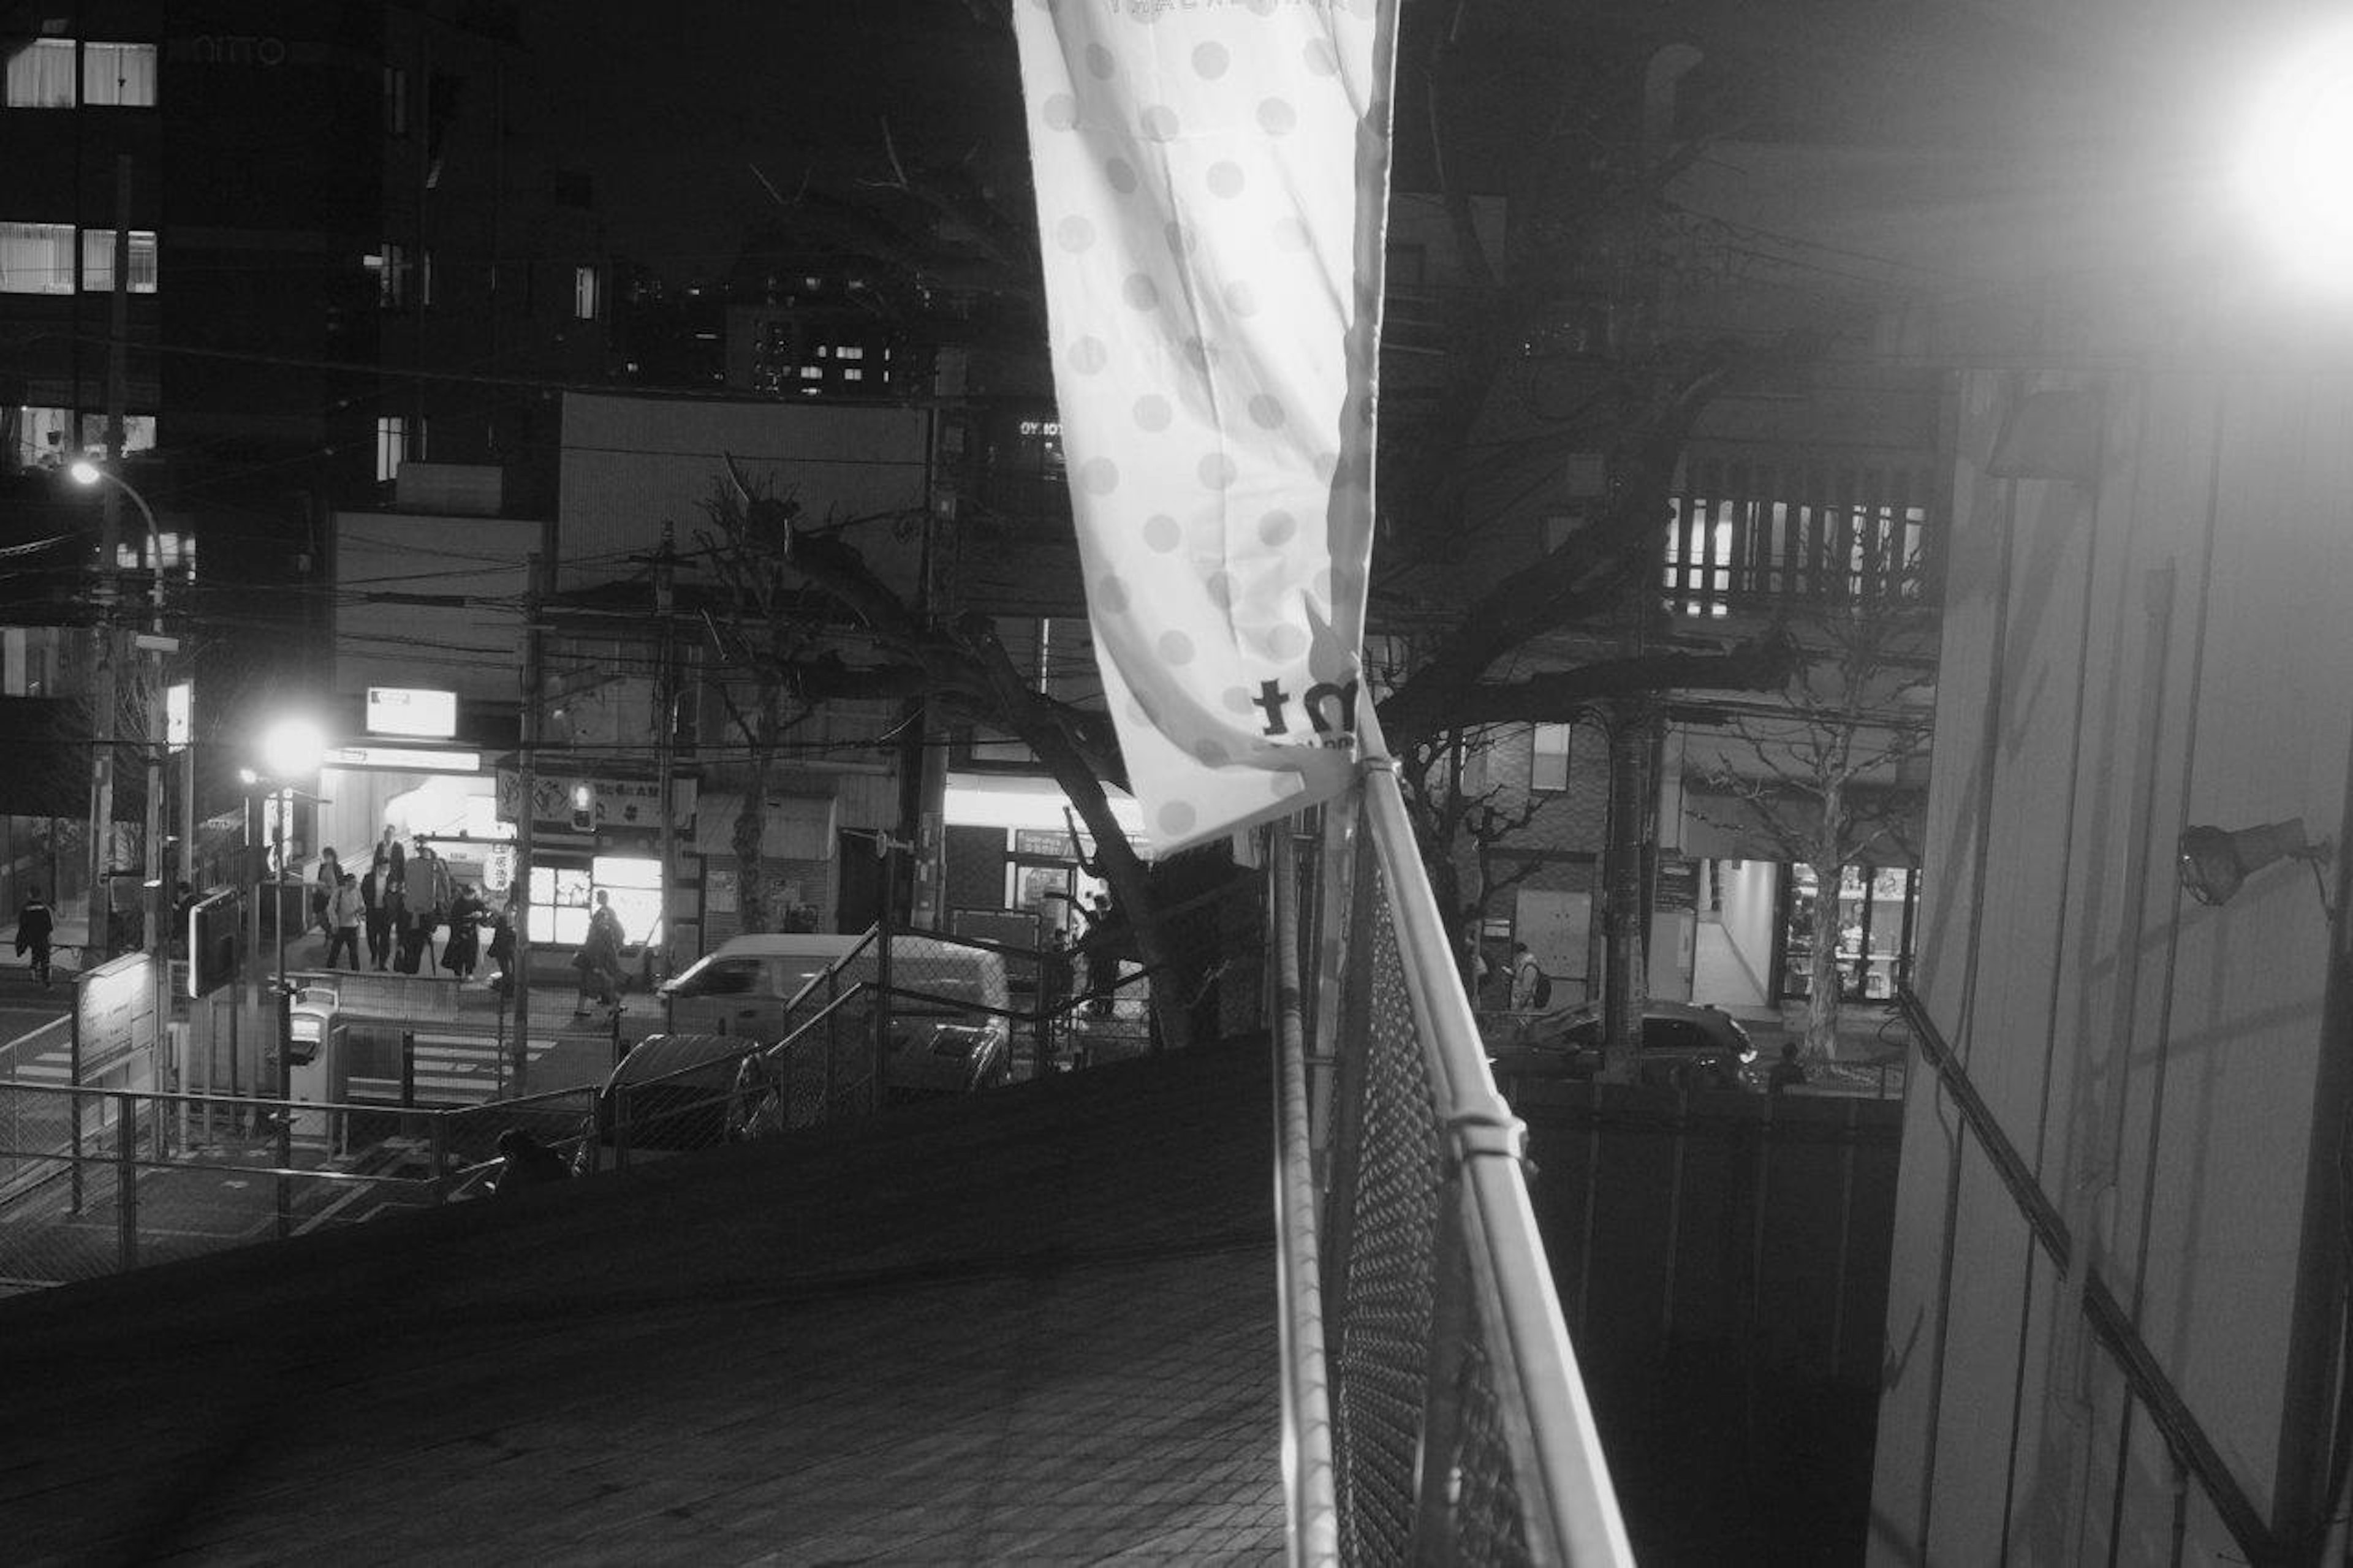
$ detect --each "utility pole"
[1599,695,1656,1080]
[512,551,544,1090]
[85,155,132,963]
[653,524,677,985]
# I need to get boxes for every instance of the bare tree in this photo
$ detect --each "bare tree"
[1683,544,1934,1058]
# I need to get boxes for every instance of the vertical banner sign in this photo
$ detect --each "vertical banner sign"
[1014,0,1398,855]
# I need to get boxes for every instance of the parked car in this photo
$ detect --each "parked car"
[1488,1000,1764,1093]
[580,1031,763,1165]
[598,935,1012,1160]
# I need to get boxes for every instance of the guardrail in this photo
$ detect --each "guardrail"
[0,1078,597,1292]
[1275,762,1634,1565]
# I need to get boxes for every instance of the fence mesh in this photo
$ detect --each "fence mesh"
[0,1083,472,1293]
[1295,791,1630,1566]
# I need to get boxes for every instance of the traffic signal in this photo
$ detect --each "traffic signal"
[570,782,594,831]
[188,890,240,999]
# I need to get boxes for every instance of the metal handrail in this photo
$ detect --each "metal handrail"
[1270,825,1339,1566]
[1358,759,1636,1566]
[1892,985,2278,1564]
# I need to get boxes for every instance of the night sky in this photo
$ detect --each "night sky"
[523,2,1028,286]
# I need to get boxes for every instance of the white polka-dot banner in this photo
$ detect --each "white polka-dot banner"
[1014,0,1397,857]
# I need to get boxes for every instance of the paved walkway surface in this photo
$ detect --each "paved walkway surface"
[0,1040,1283,1565]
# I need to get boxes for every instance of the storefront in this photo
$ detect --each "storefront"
[939,773,1143,944]
[496,771,693,968]
[1775,862,1921,1002]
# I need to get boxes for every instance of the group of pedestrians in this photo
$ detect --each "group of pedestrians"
[314,829,513,983]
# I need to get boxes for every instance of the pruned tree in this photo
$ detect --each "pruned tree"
[1683,543,1935,1059]
[693,464,1228,1053]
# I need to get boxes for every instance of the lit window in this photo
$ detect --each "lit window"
[4,39,75,107]
[81,42,156,107]
[1530,723,1572,792]
[74,412,157,456]
[0,222,75,294]
[11,406,71,469]
[374,242,407,308]
[376,416,406,483]
[573,265,598,320]
[843,368,865,382]
[81,229,158,293]
[836,344,865,361]
[800,366,823,380]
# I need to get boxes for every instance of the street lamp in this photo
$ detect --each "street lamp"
[242,718,325,1206]
[2238,25,2353,292]
[64,459,172,972]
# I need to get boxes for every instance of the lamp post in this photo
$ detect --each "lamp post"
[66,461,175,1067]
[244,718,324,1232]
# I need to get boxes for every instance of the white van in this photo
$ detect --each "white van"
[649,931,1014,1100]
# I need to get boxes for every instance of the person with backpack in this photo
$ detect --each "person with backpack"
[1509,941,1552,1010]
[13,888,55,988]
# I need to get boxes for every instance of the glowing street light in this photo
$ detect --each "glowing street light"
[2238,25,2353,290]
[248,714,330,1230]
[257,716,327,782]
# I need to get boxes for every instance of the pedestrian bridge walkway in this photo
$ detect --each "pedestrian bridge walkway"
[0,767,1630,1564]
[0,1042,1284,1563]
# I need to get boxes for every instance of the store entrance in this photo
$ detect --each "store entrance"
[1776,863,1920,1002]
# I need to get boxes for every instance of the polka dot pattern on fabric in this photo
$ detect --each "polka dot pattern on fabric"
[1007,0,1388,848]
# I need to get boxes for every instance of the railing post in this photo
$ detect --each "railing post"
[430,1110,448,1202]
[115,1089,137,1273]
[400,1029,416,1108]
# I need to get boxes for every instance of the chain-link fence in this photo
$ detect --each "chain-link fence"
[0,1078,598,1293]
[1276,768,1635,1566]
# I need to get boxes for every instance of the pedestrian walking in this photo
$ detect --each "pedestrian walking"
[324,872,365,969]
[361,853,392,970]
[411,839,453,971]
[485,890,519,988]
[571,890,626,1017]
[443,882,484,979]
[1768,1040,1809,1096]
[13,888,55,988]
[311,847,341,941]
